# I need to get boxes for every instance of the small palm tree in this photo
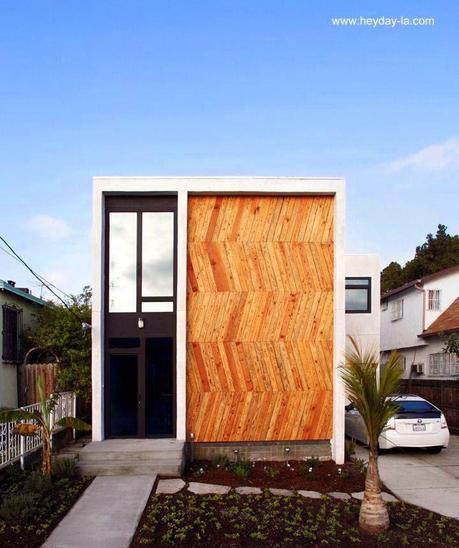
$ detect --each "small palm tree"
[0,375,91,476]
[341,337,403,534]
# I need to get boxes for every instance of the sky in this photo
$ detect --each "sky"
[0,1,458,299]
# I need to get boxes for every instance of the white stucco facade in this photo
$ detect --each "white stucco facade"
[380,267,459,379]
[345,254,380,356]
[92,177,347,463]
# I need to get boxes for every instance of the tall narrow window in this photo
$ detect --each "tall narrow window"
[141,212,174,312]
[391,299,404,321]
[109,212,137,312]
[427,289,441,311]
[2,305,22,362]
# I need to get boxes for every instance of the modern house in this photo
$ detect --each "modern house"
[88,177,379,473]
[381,265,459,380]
[0,279,46,408]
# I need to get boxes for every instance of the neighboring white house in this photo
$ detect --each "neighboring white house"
[380,265,459,380]
[0,279,46,408]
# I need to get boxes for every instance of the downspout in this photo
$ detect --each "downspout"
[407,281,424,393]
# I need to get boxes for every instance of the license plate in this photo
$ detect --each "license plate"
[413,424,426,432]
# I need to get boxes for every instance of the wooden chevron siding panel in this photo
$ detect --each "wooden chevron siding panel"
[187,195,334,442]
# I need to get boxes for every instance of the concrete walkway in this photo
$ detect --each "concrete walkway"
[43,475,155,548]
[356,435,459,519]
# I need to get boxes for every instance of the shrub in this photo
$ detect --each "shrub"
[0,493,36,522]
[264,466,279,479]
[52,458,77,478]
[229,459,252,480]
[345,437,356,461]
[24,471,52,495]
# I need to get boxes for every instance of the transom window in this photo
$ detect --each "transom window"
[427,289,441,311]
[345,277,371,313]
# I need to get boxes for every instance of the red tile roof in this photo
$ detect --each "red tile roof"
[421,297,459,338]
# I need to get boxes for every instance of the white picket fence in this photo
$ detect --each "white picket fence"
[0,391,76,469]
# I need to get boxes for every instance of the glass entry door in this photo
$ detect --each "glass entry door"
[104,195,177,438]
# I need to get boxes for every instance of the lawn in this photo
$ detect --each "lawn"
[133,490,459,547]
[0,461,91,547]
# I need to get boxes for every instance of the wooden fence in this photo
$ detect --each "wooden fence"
[399,379,459,434]
[18,363,58,407]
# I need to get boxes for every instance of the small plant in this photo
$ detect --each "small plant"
[351,457,367,475]
[264,465,279,479]
[345,437,356,461]
[0,493,36,522]
[211,454,230,469]
[229,459,252,480]
[52,457,77,478]
[23,471,52,495]
[305,456,320,469]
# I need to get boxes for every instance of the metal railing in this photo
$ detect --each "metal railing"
[0,391,76,469]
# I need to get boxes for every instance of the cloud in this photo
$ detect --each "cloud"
[26,215,71,240]
[388,138,459,173]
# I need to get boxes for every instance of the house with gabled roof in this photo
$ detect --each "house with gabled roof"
[381,265,459,379]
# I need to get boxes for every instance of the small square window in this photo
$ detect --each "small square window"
[345,277,371,313]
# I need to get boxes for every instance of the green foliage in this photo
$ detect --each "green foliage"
[28,286,92,402]
[340,337,403,452]
[52,458,77,478]
[345,437,356,462]
[381,224,459,293]
[229,459,252,480]
[0,494,36,522]
[264,465,279,479]
[23,472,52,495]
[444,333,459,356]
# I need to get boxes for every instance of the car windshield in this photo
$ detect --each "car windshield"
[394,400,440,418]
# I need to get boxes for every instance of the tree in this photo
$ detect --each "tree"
[0,375,90,476]
[341,338,403,534]
[381,225,459,293]
[27,287,92,403]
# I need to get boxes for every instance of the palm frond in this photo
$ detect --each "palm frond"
[341,337,403,450]
[0,409,38,423]
[56,417,91,431]
[14,423,40,436]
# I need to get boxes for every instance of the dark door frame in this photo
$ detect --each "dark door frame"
[103,194,178,439]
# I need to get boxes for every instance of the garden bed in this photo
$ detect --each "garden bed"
[132,490,459,547]
[185,458,366,492]
[0,463,92,547]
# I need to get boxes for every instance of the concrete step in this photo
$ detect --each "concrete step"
[79,450,183,462]
[77,461,182,476]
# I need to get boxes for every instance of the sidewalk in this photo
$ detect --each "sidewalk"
[43,475,155,548]
[356,436,459,519]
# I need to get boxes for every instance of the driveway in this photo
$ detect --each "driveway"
[356,435,459,519]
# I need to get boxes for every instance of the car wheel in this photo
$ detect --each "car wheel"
[426,446,443,454]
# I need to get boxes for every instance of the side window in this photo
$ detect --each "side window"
[1,305,23,363]
[427,289,441,311]
[391,299,404,321]
[345,277,371,313]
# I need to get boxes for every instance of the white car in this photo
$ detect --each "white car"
[345,394,450,453]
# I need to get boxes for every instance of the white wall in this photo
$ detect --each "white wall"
[423,270,459,329]
[380,289,425,351]
[395,337,453,380]
[345,254,380,356]
[0,292,42,408]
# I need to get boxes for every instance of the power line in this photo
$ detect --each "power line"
[0,235,85,324]
[0,244,72,299]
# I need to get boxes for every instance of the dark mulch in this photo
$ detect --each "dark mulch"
[132,490,459,547]
[0,464,92,547]
[184,459,366,492]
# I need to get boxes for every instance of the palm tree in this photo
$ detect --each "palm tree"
[341,337,403,534]
[0,375,90,476]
